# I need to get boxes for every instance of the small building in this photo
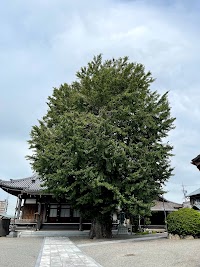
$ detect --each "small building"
[189,154,200,210]
[0,175,89,230]
[187,188,200,210]
[0,199,8,215]
[140,196,182,228]
[150,196,182,224]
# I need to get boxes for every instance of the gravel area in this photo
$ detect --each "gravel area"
[0,237,43,267]
[1,234,200,267]
[75,238,200,267]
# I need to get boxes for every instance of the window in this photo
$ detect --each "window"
[60,205,70,217]
[49,204,58,217]
[73,210,80,217]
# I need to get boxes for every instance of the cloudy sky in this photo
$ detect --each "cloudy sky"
[1,0,200,214]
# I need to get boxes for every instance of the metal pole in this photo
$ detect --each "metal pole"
[162,195,168,232]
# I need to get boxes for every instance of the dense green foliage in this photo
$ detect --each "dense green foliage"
[27,55,175,228]
[167,208,200,236]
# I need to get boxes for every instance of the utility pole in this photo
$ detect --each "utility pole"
[182,183,187,202]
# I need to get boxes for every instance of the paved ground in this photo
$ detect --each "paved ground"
[0,237,43,267]
[76,238,200,267]
[1,233,200,267]
[36,237,103,267]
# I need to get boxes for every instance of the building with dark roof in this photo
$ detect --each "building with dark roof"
[187,188,200,210]
[0,175,182,231]
[0,174,45,196]
[0,175,88,230]
[148,196,182,226]
[188,155,200,210]
[151,197,182,212]
[191,154,200,170]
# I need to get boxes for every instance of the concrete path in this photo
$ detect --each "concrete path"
[35,237,103,267]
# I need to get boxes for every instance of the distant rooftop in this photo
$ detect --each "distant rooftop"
[151,197,182,211]
[187,188,200,197]
[191,154,200,170]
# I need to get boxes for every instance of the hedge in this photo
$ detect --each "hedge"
[167,208,200,237]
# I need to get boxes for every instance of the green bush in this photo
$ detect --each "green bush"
[167,208,200,237]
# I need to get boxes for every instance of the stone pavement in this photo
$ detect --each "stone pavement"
[35,237,103,267]
[35,234,167,267]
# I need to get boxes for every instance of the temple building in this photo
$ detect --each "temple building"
[0,175,89,230]
[0,175,182,231]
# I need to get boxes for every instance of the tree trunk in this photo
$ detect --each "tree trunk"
[89,214,113,239]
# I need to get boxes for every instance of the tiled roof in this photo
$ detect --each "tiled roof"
[0,176,183,211]
[191,154,200,170]
[0,174,46,193]
[151,199,182,211]
[192,154,200,164]
[187,188,200,197]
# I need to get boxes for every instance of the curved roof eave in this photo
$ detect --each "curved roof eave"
[0,175,48,196]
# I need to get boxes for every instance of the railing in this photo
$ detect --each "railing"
[141,224,166,233]
[11,219,37,224]
[10,219,37,230]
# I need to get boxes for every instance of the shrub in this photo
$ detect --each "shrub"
[167,208,200,237]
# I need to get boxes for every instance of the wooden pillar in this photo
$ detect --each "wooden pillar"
[79,216,83,231]
[16,196,22,219]
[36,202,41,230]
[38,202,41,215]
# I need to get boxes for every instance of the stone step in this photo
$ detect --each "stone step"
[17,230,90,238]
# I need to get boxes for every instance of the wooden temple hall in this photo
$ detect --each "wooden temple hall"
[0,175,90,230]
[0,175,182,231]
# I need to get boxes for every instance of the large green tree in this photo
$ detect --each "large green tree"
[28,55,175,238]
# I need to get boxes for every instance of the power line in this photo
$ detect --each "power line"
[166,181,200,187]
